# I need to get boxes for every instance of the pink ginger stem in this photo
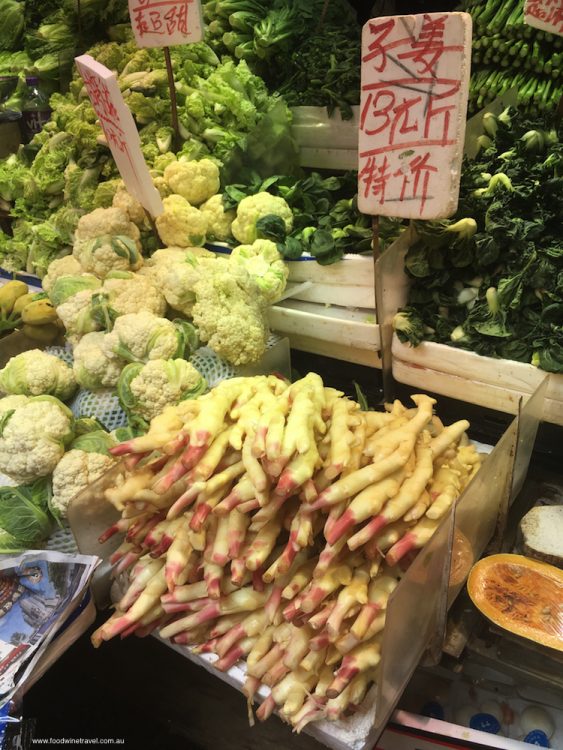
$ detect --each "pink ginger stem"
[149,531,175,559]
[310,630,330,651]
[263,662,289,687]
[237,498,260,514]
[153,459,189,494]
[163,431,188,456]
[215,623,245,658]
[230,557,246,587]
[166,482,203,519]
[181,443,208,469]
[112,550,142,577]
[308,603,334,631]
[215,638,253,671]
[190,501,212,532]
[256,694,276,722]
[324,508,356,546]
[124,452,150,471]
[347,515,388,551]
[326,657,358,699]
[264,586,282,623]
[162,599,209,615]
[385,532,416,567]
[98,518,130,544]
[252,567,265,592]
[352,603,381,638]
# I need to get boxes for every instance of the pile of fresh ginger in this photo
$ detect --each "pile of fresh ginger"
[92,374,481,730]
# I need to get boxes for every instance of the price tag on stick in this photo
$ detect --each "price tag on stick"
[128,0,203,47]
[358,12,472,220]
[524,0,563,36]
[75,54,164,218]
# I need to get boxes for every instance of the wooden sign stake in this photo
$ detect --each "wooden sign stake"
[163,46,181,150]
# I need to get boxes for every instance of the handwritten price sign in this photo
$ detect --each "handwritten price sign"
[128,0,203,48]
[75,55,164,218]
[358,13,472,220]
[524,0,563,36]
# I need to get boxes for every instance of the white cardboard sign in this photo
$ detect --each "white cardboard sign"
[128,0,203,48]
[524,0,563,36]
[75,54,164,218]
[358,12,472,220]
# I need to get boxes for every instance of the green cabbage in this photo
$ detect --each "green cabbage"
[0,477,54,552]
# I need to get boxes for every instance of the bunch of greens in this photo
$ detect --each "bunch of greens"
[224,170,402,264]
[0,476,55,552]
[277,28,360,119]
[396,107,563,373]
[0,0,25,52]
[0,38,286,275]
[462,0,563,114]
[202,0,360,116]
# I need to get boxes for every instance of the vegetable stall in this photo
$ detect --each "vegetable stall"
[0,1,562,749]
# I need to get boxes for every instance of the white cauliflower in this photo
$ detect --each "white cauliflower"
[103,311,183,363]
[42,256,83,294]
[73,331,126,390]
[192,265,268,366]
[103,272,166,317]
[200,194,235,242]
[73,207,143,279]
[74,207,141,244]
[56,288,102,343]
[163,159,220,206]
[118,359,206,423]
[51,449,115,518]
[112,186,148,228]
[0,350,77,401]
[0,395,74,483]
[156,252,217,316]
[230,239,288,304]
[231,192,293,244]
[155,195,208,248]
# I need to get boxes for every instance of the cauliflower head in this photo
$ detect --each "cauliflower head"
[200,194,235,242]
[230,239,288,304]
[163,159,220,206]
[0,395,74,484]
[42,256,83,294]
[74,207,143,279]
[73,235,144,279]
[75,207,141,244]
[56,288,103,342]
[0,350,77,401]
[103,272,166,317]
[155,195,208,248]
[118,358,207,424]
[192,267,268,365]
[156,252,218,316]
[103,311,185,363]
[112,186,148,228]
[231,193,293,244]
[73,331,126,390]
[52,448,115,518]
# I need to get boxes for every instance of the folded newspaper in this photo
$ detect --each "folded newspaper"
[0,550,100,706]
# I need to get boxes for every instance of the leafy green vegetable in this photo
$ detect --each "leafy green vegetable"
[0,477,54,552]
[70,429,115,455]
[49,275,102,307]
[402,107,563,373]
[0,0,25,52]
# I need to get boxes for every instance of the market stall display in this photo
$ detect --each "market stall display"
[86,374,482,730]
[0,0,562,747]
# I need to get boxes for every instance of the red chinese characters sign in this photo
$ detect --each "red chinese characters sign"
[128,0,203,48]
[524,0,563,36]
[358,13,472,220]
[75,55,164,218]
